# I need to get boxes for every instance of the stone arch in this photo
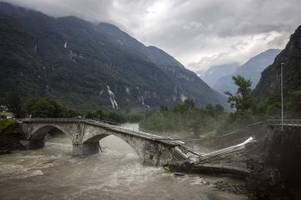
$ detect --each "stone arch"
[82,133,144,161]
[29,124,73,149]
[21,120,182,166]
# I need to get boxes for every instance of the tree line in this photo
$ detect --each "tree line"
[222,75,301,132]
[1,94,143,124]
[2,75,301,135]
[140,99,226,137]
[140,75,301,136]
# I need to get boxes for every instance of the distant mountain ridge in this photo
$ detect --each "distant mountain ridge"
[254,26,301,98]
[197,63,240,88]
[0,2,226,111]
[213,49,281,94]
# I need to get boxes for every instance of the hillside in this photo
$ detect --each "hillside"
[0,2,226,111]
[254,26,301,98]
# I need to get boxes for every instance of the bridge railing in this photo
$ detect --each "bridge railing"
[266,119,301,126]
[21,117,84,123]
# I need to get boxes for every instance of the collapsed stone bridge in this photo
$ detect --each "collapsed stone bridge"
[20,118,193,166]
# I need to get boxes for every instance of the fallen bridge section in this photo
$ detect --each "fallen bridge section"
[167,163,250,179]
[166,137,255,179]
[197,137,255,164]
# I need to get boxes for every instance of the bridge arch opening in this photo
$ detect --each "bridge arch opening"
[29,125,72,150]
[82,134,141,160]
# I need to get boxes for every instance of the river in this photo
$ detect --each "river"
[0,123,247,200]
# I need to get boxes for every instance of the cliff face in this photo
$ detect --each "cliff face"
[0,2,226,111]
[254,26,301,98]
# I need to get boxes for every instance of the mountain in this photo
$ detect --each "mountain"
[0,2,226,111]
[213,49,281,94]
[145,46,227,106]
[146,46,185,70]
[254,26,301,98]
[197,63,239,88]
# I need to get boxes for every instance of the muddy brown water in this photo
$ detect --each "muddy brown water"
[0,124,247,200]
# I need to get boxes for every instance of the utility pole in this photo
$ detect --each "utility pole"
[281,62,284,131]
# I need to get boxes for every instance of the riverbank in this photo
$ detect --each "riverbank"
[0,121,27,153]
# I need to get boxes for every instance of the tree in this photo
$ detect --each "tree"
[106,112,126,123]
[259,96,281,117]
[6,92,24,118]
[288,90,301,117]
[173,99,196,113]
[26,97,60,117]
[86,110,103,120]
[25,97,79,118]
[160,105,169,113]
[225,75,254,113]
[214,104,225,114]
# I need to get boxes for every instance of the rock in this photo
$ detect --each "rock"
[254,25,301,98]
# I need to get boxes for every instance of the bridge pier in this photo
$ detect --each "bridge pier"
[72,143,100,157]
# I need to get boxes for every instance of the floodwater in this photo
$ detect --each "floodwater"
[0,124,247,200]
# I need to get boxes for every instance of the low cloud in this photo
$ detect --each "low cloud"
[3,0,301,71]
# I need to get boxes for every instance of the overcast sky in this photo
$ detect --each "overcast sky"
[4,0,301,71]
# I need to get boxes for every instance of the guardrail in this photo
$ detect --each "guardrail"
[266,119,301,126]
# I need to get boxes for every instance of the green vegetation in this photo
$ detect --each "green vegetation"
[0,119,15,132]
[140,99,226,137]
[6,93,24,118]
[140,76,265,137]
[221,75,301,133]
[3,93,143,124]
[288,90,301,117]
[25,97,80,118]
[254,90,301,119]
[86,110,143,124]
[140,75,301,137]
[3,75,301,137]
[225,75,254,113]
[220,75,258,132]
